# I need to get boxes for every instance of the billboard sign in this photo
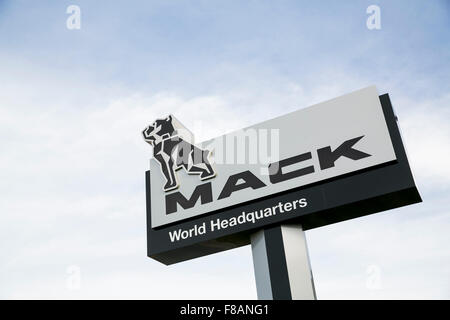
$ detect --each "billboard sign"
[143,86,421,264]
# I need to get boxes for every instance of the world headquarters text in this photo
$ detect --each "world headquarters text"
[168,197,307,242]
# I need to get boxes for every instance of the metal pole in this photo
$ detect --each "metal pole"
[250,224,316,300]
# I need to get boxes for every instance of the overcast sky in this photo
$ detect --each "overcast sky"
[0,0,449,299]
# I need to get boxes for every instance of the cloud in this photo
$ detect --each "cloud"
[0,0,449,298]
[1,64,450,298]
[0,77,260,298]
[2,81,449,299]
[307,203,450,299]
[396,94,450,190]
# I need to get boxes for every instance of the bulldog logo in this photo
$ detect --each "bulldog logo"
[142,115,216,192]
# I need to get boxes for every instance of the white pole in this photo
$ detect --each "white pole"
[250,224,316,300]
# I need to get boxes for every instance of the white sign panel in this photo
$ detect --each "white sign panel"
[148,86,396,228]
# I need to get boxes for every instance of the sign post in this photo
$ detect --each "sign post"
[142,86,421,299]
[251,224,316,300]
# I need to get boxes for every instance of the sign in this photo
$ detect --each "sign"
[143,86,421,265]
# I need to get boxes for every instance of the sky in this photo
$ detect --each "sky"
[0,0,449,299]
